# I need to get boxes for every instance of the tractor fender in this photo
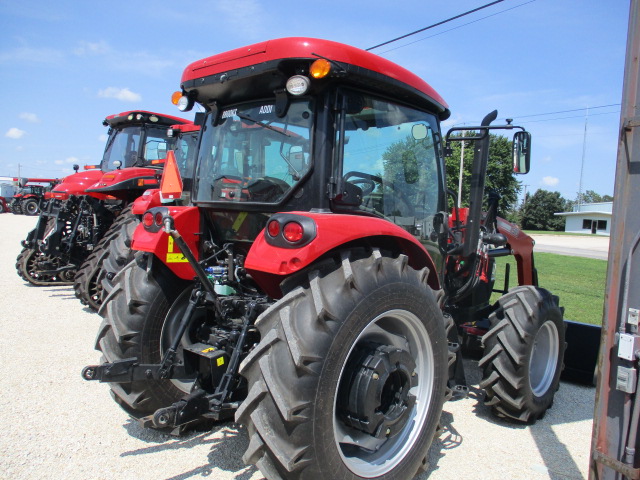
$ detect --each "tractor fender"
[245,211,440,298]
[131,189,162,214]
[131,205,199,280]
[496,216,536,286]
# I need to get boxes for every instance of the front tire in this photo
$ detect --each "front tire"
[236,249,447,480]
[479,285,565,423]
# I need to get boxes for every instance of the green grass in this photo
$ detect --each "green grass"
[491,252,607,326]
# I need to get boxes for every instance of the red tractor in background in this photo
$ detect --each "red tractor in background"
[9,178,58,215]
[83,38,565,480]
[75,121,200,311]
[16,110,191,293]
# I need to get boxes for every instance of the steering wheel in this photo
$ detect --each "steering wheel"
[343,171,382,196]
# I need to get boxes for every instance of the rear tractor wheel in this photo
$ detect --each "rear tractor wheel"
[479,285,565,423]
[236,249,448,480]
[96,252,193,419]
[23,199,39,216]
[74,207,139,312]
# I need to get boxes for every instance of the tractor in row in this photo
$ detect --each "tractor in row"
[83,37,565,480]
[15,111,191,295]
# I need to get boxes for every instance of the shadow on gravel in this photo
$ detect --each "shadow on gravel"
[421,356,592,479]
[121,419,259,480]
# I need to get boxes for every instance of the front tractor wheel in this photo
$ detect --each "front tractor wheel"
[236,249,448,480]
[479,285,565,423]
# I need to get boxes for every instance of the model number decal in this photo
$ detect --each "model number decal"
[221,109,237,119]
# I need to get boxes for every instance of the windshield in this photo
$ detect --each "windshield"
[100,125,170,171]
[194,99,313,204]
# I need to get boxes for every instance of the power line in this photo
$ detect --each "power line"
[519,110,620,124]
[512,103,621,119]
[376,0,537,55]
[366,0,507,51]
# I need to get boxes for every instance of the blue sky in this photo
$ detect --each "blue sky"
[0,0,630,203]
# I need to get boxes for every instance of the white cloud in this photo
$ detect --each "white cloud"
[74,40,110,56]
[5,127,26,139]
[542,176,559,186]
[19,112,40,123]
[0,46,65,64]
[98,134,108,143]
[54,157,79,166]
[98,87,141,102]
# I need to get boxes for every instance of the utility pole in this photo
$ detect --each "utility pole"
[457,132,466,206]
[522,184,530,207]
[589,1,640,477]
[578,108,589,206]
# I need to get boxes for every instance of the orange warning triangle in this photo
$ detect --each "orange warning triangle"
[160,150,183,200]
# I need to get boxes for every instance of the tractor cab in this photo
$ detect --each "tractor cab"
[100,110,190,172]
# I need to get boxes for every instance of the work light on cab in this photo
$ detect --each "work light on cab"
[285,75,310,96]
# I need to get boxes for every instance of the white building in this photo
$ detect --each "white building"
[555,202,612,236]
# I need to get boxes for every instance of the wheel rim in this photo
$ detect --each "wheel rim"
[26,202,37,214]
[334,309,434,477]
[529,320,560,397]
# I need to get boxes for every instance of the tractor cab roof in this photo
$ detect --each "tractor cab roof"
[103,111,190,128]
[169,122,200,133]
[180,37,450,120]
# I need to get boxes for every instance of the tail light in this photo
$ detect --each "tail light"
[265,214,316,248]
[142,207,169,233]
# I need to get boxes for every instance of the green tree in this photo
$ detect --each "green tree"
[576,190,614,204]
[445,133,521,216]
[521,189,567,231]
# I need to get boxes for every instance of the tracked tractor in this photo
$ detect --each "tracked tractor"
[83,38,565,480]
[16,111,190,287]
[75,122,200,311]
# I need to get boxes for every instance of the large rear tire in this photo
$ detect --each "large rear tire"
[23,198,39,216]
[74,207,138,311]
[479,285,565,423]
[95,252,192,418]
[236,249,447,480]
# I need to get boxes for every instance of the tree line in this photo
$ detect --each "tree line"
[445,133,612,231]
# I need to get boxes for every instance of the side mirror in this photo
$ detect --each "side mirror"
[512,131,531,174]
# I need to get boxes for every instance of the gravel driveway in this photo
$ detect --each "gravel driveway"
[0,214,595,480]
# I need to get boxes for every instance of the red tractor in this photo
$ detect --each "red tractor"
[9,179,58,215]
[75,121,200,311]
[84,38,565,480]
[16,111,191,292]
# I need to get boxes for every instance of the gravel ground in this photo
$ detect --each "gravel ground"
[0,213,596,480]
